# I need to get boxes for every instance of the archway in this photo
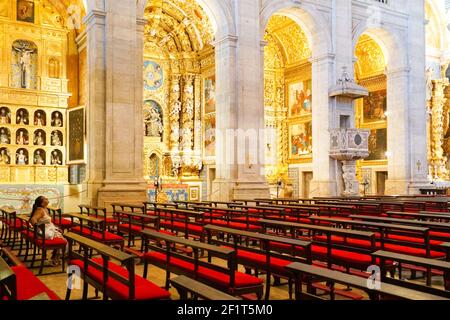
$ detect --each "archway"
[354,34,388,195]
[262,13,312,198]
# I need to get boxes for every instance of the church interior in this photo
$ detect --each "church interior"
[2,0,450,302]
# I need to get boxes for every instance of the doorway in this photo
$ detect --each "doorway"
[376,171,388,195]
[302,172,313,198]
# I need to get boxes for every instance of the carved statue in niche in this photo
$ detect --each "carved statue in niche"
[0,148,10,165]
[16,109,29,125]
[33,130,46,146]
[51,131,62,146]
[34,150,45,165]
[12,40,37,89]
[0,107,11,124]
[16,149,28,165]
[0,128,10,144]
[48,58,60,78]
[51,112,63,127]
[144,101,163,138]
[16,129,29,145]
[34,111,46,126]
[163,155,173,177]
[149,154,160,177]
[51,150,62,165]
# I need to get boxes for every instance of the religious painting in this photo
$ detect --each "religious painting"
[0,147,10,165]
[189,186,200,201]
[33,129,46,146]
[17,0,34,23]
[204,75,216,114]
[51,111,63,127]
[16,129,29,145]
[0,107,11,124]
[15,148,28,165]
[12,40,38,90]
[50,149,63,166]
[204,113,216,157]
[366,128,387,161]
[33,149,46,165]
[0,128,10,144]
[363,90,387,123]
[143,100,163,138]
[68,106,85,164]
[288,80,312,117]
[51,130,63,146]
[34,110,46,126]
[143,60,164,91]
[16,108,29,125]
[289,121,312,159]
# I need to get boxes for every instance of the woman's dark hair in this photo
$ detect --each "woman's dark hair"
[29,196,46,221]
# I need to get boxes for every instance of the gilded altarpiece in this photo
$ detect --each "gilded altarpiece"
[0,0,77,186]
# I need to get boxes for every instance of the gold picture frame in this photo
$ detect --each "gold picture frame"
[288,118,313,163]
[67,106,86,165]
[189,186,200,201]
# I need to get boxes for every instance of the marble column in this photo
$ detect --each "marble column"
[95,0,148,207]
[82,7,107,206]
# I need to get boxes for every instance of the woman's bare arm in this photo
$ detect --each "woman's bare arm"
[30,208,45,225]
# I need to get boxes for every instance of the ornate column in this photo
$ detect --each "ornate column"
[429,78,449,179]
[180,74,195,173]
[169,75,182,176]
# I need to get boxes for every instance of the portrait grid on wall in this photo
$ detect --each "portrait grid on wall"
[288,79,312,117]
[68,106,85,164]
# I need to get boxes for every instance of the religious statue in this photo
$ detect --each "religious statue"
[16,130,28,145]
[145,107,163,137]
[51,151,62,165]
[13,41,36,89]
[0,108,11,124]
[34,112,45,126]
[0,128,10,144]
[33,131,45,146]
[16,149,27,165]
[16,109,28,125]
[0,149,10,165]
[51,131,62,146]
[52,112,63,127]
[34,150,44,165]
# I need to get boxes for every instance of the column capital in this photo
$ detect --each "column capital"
[212,35,238,48]
[83,10,107,27]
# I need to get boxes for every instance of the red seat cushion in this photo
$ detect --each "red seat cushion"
[118,224,144,232]
[11,266,60,300]
[70,259,170,300]
[71,226,123,242]
[36,237,67,247]
[144,252,263,288]
[232,248,291,273]
[6,218,23,229]
[430,231,450,239]
[159,220,203,234]
[105,217,118,224]
[54,218,73,227]
[210,220,261,231]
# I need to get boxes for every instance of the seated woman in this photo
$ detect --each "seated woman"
[29,196,67,266]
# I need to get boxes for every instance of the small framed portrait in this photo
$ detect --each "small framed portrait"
[363,90,387,124]
[288,80,312,118]
[16,108,29,125]
[67,106,86,164]
[51,111,63,127]
[17,0,35,23]
[0,107,11,124]
[189,186,200,202]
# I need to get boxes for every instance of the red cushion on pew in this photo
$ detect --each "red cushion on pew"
[312,245,375,265]
[159,220,203,234]
[385,234,443,246]
[144,252,263,288]
[35,237,67,247]
[383,243,445,258]
[6,219,23,229]
[233,248,291,272]
[211,220,261,231]
[11,266,60,300]
[53,218,73,227]
[70,259,170,300]
[71,226,123,242]
[429,231,450,239]
[118,223,145,232]
[105,217,118,224]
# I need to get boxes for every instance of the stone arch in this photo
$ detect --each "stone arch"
[352,23,408,73]
[260,0,333,59]
[137,0,235,39]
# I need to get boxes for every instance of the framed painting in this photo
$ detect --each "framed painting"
[67,106,86,164]
[204,113,216,158]
[204,75,216,114]
[363,90,387,124]
[143,60,164,91]
[366,128,387,161]
[189,186,200,201]
[288,79,312,118]
[17,0,34,23]
[289,121,312,160]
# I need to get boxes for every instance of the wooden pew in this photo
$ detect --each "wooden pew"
[204,224,312,299]
[192,205,262,231]
[286,262,448,300]
[48,207,73,231]
[140,229,264,299]
[386,211,450,222]
[170,275,240,300]
[155,207,205,240]
[65,232,170,300]
[373,250,450,295]
[79,205,118,230]
[116,211,159,248]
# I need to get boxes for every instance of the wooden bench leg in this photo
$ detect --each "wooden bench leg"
[288,278,293,300]
[264,273,271,300]
[39,249,46,275]
[30,244,37,268]
[143,261,148,279]
[82,280,88,300]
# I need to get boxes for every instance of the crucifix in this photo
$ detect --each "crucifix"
[13,41,36,89]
